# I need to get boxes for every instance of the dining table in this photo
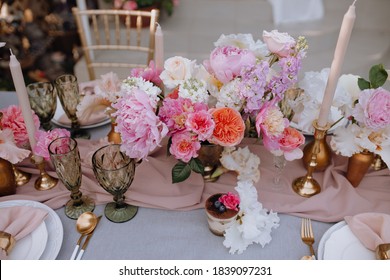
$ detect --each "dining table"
[1,90,389,260]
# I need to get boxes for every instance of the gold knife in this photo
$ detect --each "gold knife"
[76,215,102,260]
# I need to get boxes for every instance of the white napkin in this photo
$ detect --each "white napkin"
[0,206,48,259]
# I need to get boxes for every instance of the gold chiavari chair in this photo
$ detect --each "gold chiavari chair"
[72,7,159,81]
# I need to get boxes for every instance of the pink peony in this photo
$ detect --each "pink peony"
[112,89,168,160]
[276,127,305,161]
[218,192,240,211]
[263,30,296,58]
[130,61,162,86]
[352,88,390,131]
[205,45,256,83]
[0,105,40,148]
[34,128,71,161]
[169,131,201,163]
[185,110,215,141]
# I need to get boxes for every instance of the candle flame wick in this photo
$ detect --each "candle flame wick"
[352,0,357,6]
[9,48,13,56]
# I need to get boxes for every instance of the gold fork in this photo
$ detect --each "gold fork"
[301,218,315,257]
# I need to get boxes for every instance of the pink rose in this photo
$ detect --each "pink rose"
[169,131,201,163]
[352,88,390,130]
[185,110,215,141]
[0,105,40,148]
[218,192,240,211]
[34,128,71,160]
[263,30,296,58]
[205,45,256,83]
[277,127,305,161]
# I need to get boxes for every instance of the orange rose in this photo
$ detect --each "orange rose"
[209,107,245,146]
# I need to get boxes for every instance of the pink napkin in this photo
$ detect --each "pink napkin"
[0,206,48,260]
[345,212,390,251]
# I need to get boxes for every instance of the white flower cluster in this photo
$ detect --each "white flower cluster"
[223,180,280,254]
[121,77,162,106]
[213,78,244,110]
[160,56,214,104]
[219,146,260,183]
[290,68,359,134]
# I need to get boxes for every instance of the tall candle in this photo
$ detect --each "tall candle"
[155,23,164,70]
[317,0,357,127]
[9,49,43,163]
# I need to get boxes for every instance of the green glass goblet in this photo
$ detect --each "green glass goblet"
[26,82,57,131]
[48,137,95,219]
[54,74,90,139]
[92,144,137,223]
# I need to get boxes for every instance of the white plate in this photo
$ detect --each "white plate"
[7,221,48,260]
[318,221,375,260]
[52,102,110,129]
[0,200,63,260]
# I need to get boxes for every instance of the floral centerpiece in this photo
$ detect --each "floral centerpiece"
[112,0,179,16]
[330,64,390,168]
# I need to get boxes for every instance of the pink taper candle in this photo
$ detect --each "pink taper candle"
[155,23,164,70]
[9,49,43,163]
[317,0,357,127]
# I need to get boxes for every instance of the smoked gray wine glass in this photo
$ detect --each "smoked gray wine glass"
[48,136,95,219]
[54,74,90,139]
[26,82,57,131]
[92,144,137,223]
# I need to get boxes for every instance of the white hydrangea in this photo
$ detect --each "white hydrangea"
[121,77,162,105]
[213,78,244,110]
[178,78,209,104]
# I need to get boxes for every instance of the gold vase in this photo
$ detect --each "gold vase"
[302,135,332,172]
[197,143,224,182]
[107,122,121,144]
[0,158,17,196]
[346,150,375,188]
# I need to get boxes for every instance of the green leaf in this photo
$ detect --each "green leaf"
[358,78,371,90]
[172,162,191,183]
[369,64,388,89]
[189,158,204,175]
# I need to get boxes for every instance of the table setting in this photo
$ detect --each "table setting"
[1,0,390,260]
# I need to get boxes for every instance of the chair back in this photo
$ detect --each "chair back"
[72,7,159,81]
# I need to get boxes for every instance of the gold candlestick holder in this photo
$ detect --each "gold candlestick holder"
[292,120,331,197]
[32,156,58,191]
[12,165,32,186]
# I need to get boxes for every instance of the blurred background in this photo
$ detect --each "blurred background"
[1,0,389,88]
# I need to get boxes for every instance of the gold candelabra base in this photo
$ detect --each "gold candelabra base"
[33,158,58,191]
[12,165,32,186]
[292,120,331,198]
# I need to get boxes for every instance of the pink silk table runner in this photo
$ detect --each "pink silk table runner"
[1,138,389,223]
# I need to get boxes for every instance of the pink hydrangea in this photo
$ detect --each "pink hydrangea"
[352,88,390,131]
[219,192,240,211]
[112,89,168,160]
[0,105,40,148]
[169,131,201,163]
[130,61,162,86]
[33,128,71,160]
[185,110,215,141]
[205,45,256,83]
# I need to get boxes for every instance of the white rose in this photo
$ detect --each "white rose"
[263,30,295,57]
[159,56,194,89]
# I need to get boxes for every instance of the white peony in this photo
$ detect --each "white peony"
[0,129,31,164]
